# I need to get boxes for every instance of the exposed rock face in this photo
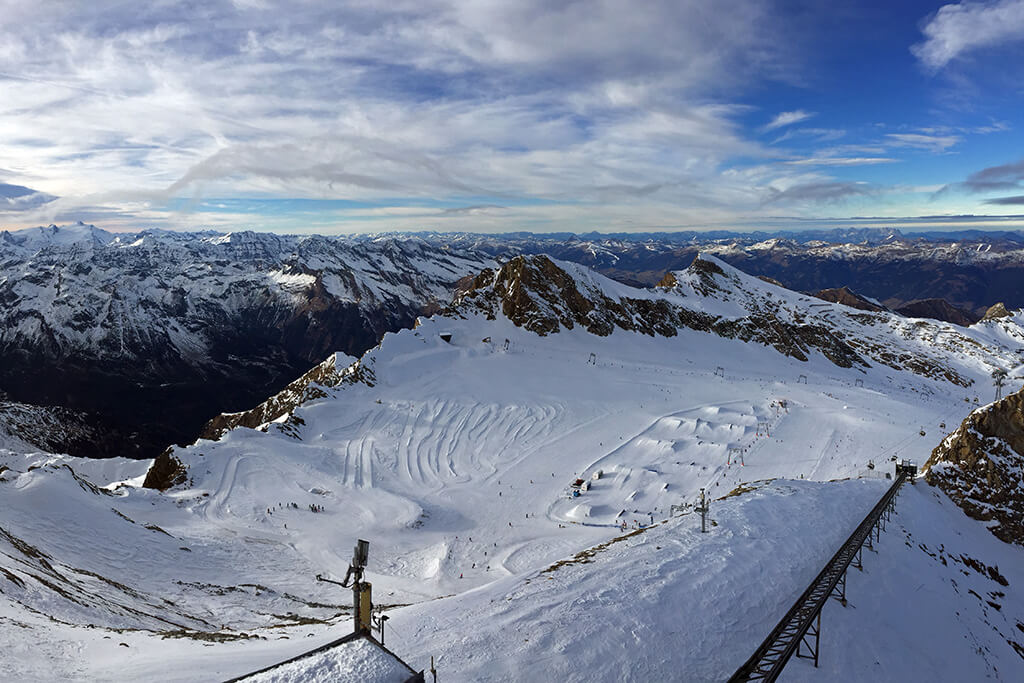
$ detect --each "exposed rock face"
[756,275,786,288]
[201,352,373,440]
[895,299,979,327]
[142,451,188,491]
[454,254,684,338]
[983,303,1012,321]
[812,286,887,313]
[450,254,977,384]
[925,388,1024,545]
[0,400,134,457]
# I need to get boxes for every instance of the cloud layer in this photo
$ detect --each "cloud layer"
[0,1,1019,232]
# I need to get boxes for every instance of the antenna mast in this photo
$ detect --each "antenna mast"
[317,539,373,634]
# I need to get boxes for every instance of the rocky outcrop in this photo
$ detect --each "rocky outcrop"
[453,254,921,373]
[982,302,1012,321]
[453,255,688,338]
[201,352,372,440]
[142,451,188,491]
[925,388,1024,545]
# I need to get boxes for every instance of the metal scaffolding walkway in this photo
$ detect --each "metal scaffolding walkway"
[729,462,916,682]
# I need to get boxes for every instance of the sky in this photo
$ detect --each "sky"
[2,0,1024,235]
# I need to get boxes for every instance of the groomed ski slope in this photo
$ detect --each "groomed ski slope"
[177,313,978,603]
[2,256,1024,681]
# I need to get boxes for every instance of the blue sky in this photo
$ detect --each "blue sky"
[2,0,1024,234]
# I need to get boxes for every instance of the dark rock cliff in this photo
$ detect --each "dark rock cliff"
[925,388,1024,545]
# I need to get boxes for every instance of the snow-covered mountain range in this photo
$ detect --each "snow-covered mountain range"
[0,223,492,457]
[5,223,1024,461]
[411,229,1024,317]
[4,250,1024,680]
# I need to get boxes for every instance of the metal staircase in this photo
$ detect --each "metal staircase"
[729,461,917,682]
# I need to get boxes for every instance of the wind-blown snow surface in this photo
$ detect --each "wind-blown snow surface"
[244,636,415,683]
[3,256,1024,681]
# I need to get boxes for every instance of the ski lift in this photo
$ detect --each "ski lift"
[919,427,926,437]
[939,422,946,430]
[867,459,875,470]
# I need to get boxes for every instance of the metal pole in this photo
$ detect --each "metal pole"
[700,489,708,533]
[833,570,846,607]
[813,611,820,667]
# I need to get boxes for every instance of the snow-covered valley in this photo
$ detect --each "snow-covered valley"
[3,255,1024,681]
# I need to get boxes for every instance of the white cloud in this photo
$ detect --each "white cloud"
[771,127,846,144]
[885,133,962,153]
[762,181,873,204]
[761,110,815,131]
[0,1,888,231]
[912,0,1024,70]
[785,157,897,167]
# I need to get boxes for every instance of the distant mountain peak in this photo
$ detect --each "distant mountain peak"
[896,299,978,327]
[1,222,114,250]
[811,286,887,313]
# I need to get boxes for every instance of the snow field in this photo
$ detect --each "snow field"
[2,281,1023,681]
[390,478,889,682]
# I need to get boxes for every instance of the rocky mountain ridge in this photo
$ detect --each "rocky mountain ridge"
[7,222,1024,460]
[449,253,1021,387]
[196,253,1024,461]
[412,230,1024,316]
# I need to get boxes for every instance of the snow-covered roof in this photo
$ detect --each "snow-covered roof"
[234,631,420,683]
